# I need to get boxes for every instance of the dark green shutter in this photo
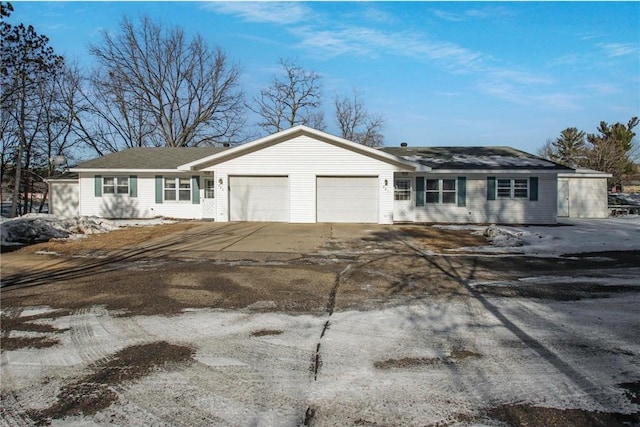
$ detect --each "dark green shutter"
[94,175,102,197]
[155,176,163,204]
[129,175,137,197]
[529,177,538,201]
[457,177,467,207]
[192,176,200,204]
[487,177,496,200]
[416,177,425,206]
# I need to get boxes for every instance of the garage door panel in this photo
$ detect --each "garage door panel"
[229,176,288,222]
[317,177,378,223]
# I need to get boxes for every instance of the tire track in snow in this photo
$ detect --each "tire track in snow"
[305,263,351,424]
[69,306,115,365]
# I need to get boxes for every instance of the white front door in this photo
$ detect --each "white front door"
[202,177,216,219]
[393,178,413,222]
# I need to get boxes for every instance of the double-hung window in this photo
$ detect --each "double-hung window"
[497,178,528,199]
[103,176,129,195]
[164,177,191,202]
[425,178,456,204]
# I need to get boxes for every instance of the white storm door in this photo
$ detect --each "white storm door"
[202,177,216,219]
[393,178,413,222]
[229,176,289,222]
[316,176,378,223]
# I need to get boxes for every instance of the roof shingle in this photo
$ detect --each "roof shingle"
[380,146,573,170]
[74,147,227,170]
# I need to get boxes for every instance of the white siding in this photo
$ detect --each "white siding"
[207,135,399,224]
[78,173,204,219]
[411,173,558,224]
[559,176,608,218]
[49,181,79,217]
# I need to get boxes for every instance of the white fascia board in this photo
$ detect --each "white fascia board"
[71,168,181,174]
[178,125,421,171]
[558,169,612,178]
[44,178,77,182]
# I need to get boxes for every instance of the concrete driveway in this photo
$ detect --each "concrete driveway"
[136,222,390,258]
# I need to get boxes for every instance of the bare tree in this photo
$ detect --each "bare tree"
[335,91,385,147]
[1,1,65,216]
[83,15,246,152]
[252,58,325,134]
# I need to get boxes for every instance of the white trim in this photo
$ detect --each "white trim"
[72,168,179,173]
[558,169,612,179]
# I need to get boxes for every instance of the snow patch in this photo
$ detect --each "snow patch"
[455,217,640,256]
[0,214,174,246]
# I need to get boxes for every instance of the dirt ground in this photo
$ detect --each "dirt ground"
[1,222,639,426]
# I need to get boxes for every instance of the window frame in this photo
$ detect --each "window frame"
[497,178,529,199]
[163,177,192,202]
[424,178,457,205]
[103,176,129,195]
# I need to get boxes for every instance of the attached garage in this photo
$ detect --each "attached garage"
[46,173,80,217]
[316,176,379,223]
[557,169,611,218]
[229,176,289,222]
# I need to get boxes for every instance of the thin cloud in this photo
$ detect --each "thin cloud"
[201,2,312,25]
[293,25,489,72]
[584,82,621,96]
[598,42,638,58]
[533,93,583,111]
[431,6,514,22]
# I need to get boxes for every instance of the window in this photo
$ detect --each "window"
[164,177,191,202]
[497,178,528,199]
[204,178,215,199]
[425,178,456,204]
[394,179,411,201]
[103,176,129,195]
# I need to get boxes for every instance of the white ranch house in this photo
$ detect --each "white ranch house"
[50,126,602,224]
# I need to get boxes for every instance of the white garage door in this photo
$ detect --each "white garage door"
[229,176,289,222]
[317,176,378,223]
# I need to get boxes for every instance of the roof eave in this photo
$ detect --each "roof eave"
[71,168,181,173]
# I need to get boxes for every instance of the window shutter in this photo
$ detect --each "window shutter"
[457,177,467,207]
[415,177,425,206]
[529,177,538,201]
[487,177,496,200]
[94,175,102,197]
[192,176,200,204]
[155,176,163,204]
[129,175,137,197]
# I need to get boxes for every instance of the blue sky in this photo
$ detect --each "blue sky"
[11,1,640,154]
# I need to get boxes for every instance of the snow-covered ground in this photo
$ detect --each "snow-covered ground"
[437,216,640,256]
[2,294,638,425]
[2,215,639,425]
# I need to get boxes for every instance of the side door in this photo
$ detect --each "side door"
[202,177,216,219]
[393,178,413,222]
